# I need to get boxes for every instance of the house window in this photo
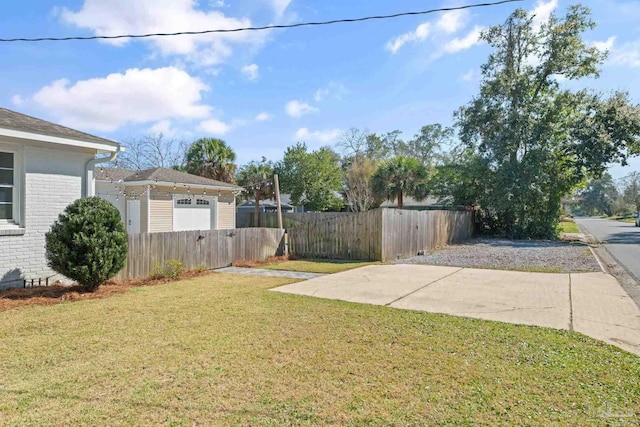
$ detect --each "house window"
[0,152,14,221]
[196,199,209,206]
[176,198,192,206]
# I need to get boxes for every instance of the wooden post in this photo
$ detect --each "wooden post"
[274,174,283,230]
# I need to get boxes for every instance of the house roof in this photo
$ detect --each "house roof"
[0,107,119,150]
[96,167,243,190]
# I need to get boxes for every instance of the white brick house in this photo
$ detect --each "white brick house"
[0,108,120,289]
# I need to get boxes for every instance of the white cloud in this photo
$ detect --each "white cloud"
[199,118,232,135]
[58,0,266,66]
[269,0,292,18]
[285,100,318,118]
[11,95,25,107]
[443,26,484,54]
[436,10,469,34]
[241,63,260,81]
[255,112,272,121]
[31,67,211,132]
[148,120,176,137]
[386,22,431,54]
[610,41,640,67]
[460,68,477,82]
[386,9,471,54]
[294,128,341,144]
[531,0,558,30]
[313,82,348,102]
[591,36,616,52]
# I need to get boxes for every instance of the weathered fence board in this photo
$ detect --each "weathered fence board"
[117,228,285,279]
[236,211,351,229]
[288,210,383,261]
[288,208,474,262]
[381,209,474,261]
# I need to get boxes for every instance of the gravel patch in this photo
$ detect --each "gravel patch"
[393,238,601,273]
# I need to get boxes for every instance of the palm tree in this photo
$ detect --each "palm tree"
[236,158,274,227]
[371,156,429,209]
[185,138,237,183]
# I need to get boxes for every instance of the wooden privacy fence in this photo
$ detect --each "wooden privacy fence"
[116,228,285,279]
[236,211,351,229]
[288,208,474,262]
[288,210,382,261]
[381,209,474,260]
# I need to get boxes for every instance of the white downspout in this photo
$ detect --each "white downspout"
[85,145,122,197]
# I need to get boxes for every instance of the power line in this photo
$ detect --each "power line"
[0,0,523,43]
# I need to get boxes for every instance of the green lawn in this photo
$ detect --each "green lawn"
[558,220,580,234]
[1,274,639,425]
[261,258,378,274]
[605,216,636,223]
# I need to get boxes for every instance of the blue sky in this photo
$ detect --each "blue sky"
[2,0,639,179]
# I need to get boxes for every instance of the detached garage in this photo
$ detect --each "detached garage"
[95,167,243,233]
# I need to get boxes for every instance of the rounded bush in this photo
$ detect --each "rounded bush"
[45,197,128,290]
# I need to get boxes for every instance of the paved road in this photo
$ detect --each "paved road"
[576,217,640,280]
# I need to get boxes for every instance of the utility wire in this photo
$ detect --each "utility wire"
[0,0,523,43]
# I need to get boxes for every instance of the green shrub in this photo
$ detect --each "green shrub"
[45,197,127,290]
[150,260,185,280]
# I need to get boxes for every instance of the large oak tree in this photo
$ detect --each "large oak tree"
[453,5,640,238]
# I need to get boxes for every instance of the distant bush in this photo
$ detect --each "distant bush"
[45,197,127,290]
[150,260,185,280]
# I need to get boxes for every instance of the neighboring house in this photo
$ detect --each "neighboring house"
[237,199,295,214]
[238,193,304,213]
[95,167,243,233]
[0,108,120,289]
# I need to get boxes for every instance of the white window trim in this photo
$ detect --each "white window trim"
[173,194,213,209]
[0,143,23,228]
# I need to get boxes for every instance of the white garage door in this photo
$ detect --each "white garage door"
[173,195,217,232]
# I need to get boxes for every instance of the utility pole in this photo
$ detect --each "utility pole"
[274,174,283,229]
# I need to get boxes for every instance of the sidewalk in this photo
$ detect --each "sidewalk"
[272,265,640,356]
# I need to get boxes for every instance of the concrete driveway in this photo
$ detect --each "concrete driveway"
[272,265,640,356]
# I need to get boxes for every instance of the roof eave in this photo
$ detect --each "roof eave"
[103,179,244,192]
[0,126,120,152]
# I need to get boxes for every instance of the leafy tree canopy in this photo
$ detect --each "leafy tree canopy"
[236,157,275,223]
[371,156,430,209]
[275,143,344,211]
[185,138,237,183]
[450,4,640,238]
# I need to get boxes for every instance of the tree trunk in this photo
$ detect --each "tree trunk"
[398,190,403,210]
[254,192,261,227]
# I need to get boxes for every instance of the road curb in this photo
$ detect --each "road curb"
[588,246,607,273]
[575,219,640,310]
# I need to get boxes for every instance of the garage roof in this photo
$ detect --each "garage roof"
[96,167,243,190]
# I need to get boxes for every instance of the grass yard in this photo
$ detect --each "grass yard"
[558,220,580,234]
[1,274,639,426]
[605,216,636,223]
[261,258,378,274]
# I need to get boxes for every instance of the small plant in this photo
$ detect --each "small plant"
[45,197,127,290]
[150,260,185,280]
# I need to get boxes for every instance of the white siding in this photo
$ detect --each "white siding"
[0,142,93,289]
[217,192,236,229]
[96,181,126,225]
